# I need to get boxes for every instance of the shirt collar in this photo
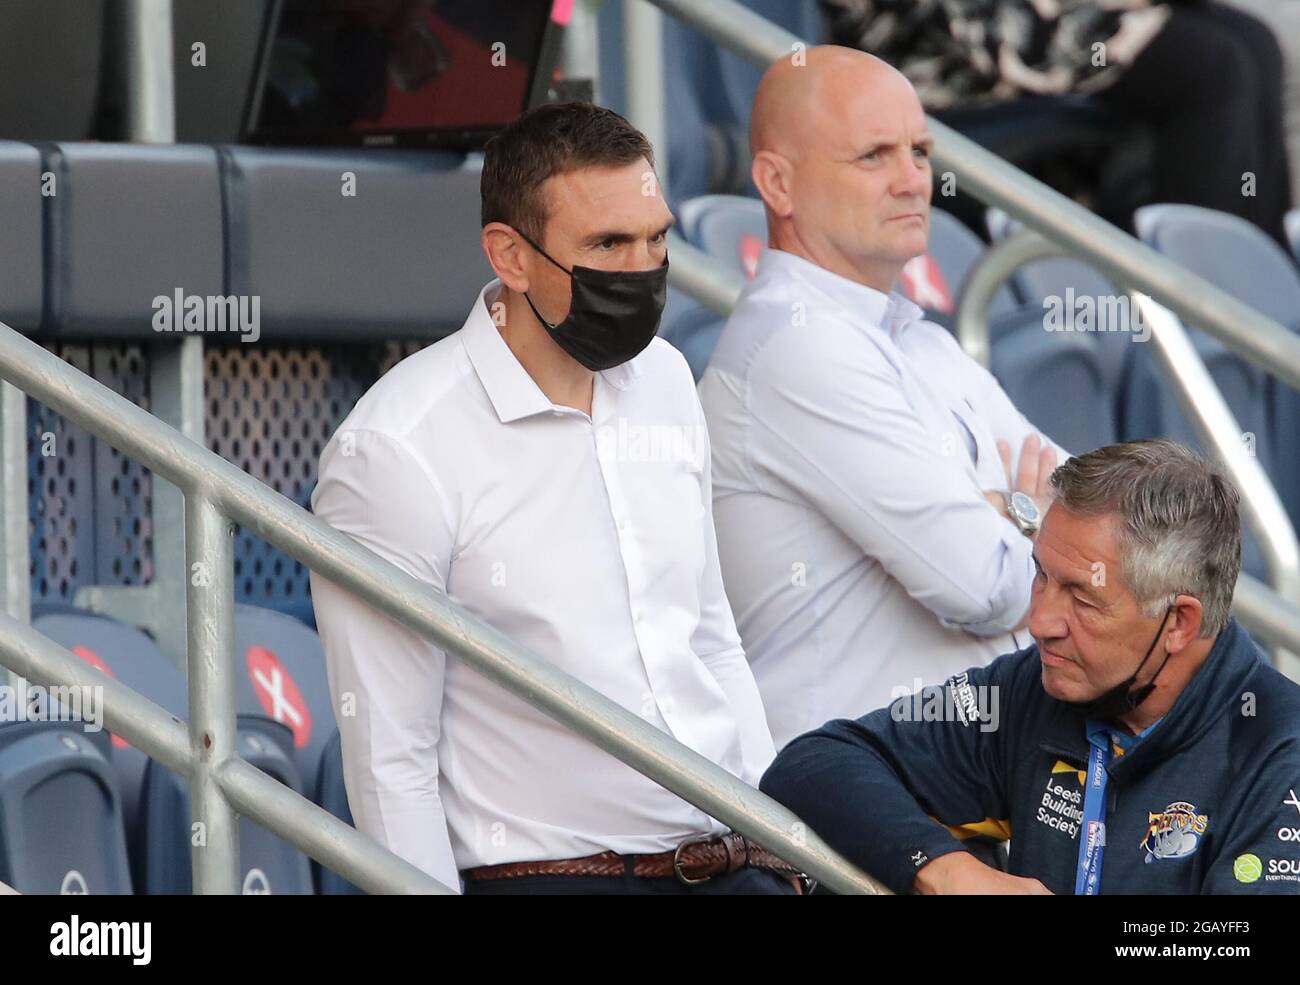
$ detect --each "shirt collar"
[461,280,643,424]
[754,248,926,342]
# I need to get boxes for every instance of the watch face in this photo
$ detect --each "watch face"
[1011,491,1040,523]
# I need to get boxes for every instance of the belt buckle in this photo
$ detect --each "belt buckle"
[672,835,717,886]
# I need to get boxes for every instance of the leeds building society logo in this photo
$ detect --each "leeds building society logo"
[1140,801,1209,863]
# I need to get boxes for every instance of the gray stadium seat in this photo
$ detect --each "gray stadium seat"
[1131,204,1300,542]
[315,729,364,895]
[923,208,1019,319]
[221,145,491,340]
[31,607,188,842]
[990,309,1117,455]
[233,604,337,791]
[41,143,225,338]
[0,141,42,332]
[677,194,766,279]
[985,208,1135,417]
[0,721,132,893]
[661,303,725,382]
[677,195,1016,322]
[135,716,313,894]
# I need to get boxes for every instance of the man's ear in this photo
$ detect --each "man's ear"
[752,150,794,218]
[482,222,530,293]
[1166,595,1205,653]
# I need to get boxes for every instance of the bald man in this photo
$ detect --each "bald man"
[699,46,1068,750]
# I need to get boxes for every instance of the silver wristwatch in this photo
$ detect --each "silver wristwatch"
[1001,490,1041,537]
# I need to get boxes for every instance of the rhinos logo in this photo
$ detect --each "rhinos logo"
[1141,801,1209,862]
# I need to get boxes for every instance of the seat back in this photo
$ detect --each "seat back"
[233,604,337,792]
[31,607,188,840]
[0,721,132,893]
[314,729,364,895]
[135,716,313,894]
[990,309,1118,454]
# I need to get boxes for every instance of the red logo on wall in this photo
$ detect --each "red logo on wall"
[245,646,311,750]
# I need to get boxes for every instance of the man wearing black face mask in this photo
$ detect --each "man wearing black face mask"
[761,440,1300,894]
[310,102,792,894]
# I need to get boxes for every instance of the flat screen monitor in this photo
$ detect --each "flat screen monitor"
[243,0,566,149]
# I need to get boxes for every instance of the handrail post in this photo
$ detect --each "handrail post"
[0,381,30,691]
[186,492,240,894]
[623,0,668,191]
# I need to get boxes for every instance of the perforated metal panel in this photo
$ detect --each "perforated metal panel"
[27,345,94,602]
[28,340,427,623]
[204,341,430,625]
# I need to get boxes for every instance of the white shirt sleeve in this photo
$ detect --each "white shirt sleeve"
[688,388,777,785]
[308,427,462,892]
[747,329,1033,637]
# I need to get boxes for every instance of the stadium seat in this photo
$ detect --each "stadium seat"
[660,303,725,381]
[31,606,188,843]
[677,194,766,280]
[985,208,1135,416]
[220,145,490,340]
[917,208,1019,320]
[40,143,225,339]
[233,604,337,793]
[314,729,364,895]
[989,308,1117,455]
[677,194,1016,322]
[0,721,132,893]
[0,141,42,332]
[1131,204,1300,543]
[134,716,313,894]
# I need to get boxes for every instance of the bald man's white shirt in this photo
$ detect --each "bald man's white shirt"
[699,248,1067,750]
[310,280,775,891]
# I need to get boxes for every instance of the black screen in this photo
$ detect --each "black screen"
[244,0,563,149]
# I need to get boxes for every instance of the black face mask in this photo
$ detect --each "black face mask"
[517,232,669,372]
[1063,606,1174,721]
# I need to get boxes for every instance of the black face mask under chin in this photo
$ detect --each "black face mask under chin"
[1063,607,1174,721]
[517,231,669,372]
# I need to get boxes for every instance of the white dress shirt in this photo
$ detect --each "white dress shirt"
[309,279,775,891]
[699,248,1067,749]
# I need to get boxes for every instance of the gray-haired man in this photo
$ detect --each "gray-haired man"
[762,440,1300,895]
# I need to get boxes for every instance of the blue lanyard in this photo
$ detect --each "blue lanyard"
[1075,724,1112,896]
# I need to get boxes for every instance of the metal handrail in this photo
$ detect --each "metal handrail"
[953,232,1300,667]
[0,322,886,895]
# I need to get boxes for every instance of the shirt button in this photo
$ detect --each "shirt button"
[617,518,627,531]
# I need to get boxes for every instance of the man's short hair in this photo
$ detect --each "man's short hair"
[480,101,655,245]
[1048,439,1242,637]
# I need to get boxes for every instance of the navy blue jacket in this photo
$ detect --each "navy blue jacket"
[761,619,1300,894]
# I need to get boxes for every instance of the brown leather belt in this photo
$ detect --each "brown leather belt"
[461,832,811,891]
